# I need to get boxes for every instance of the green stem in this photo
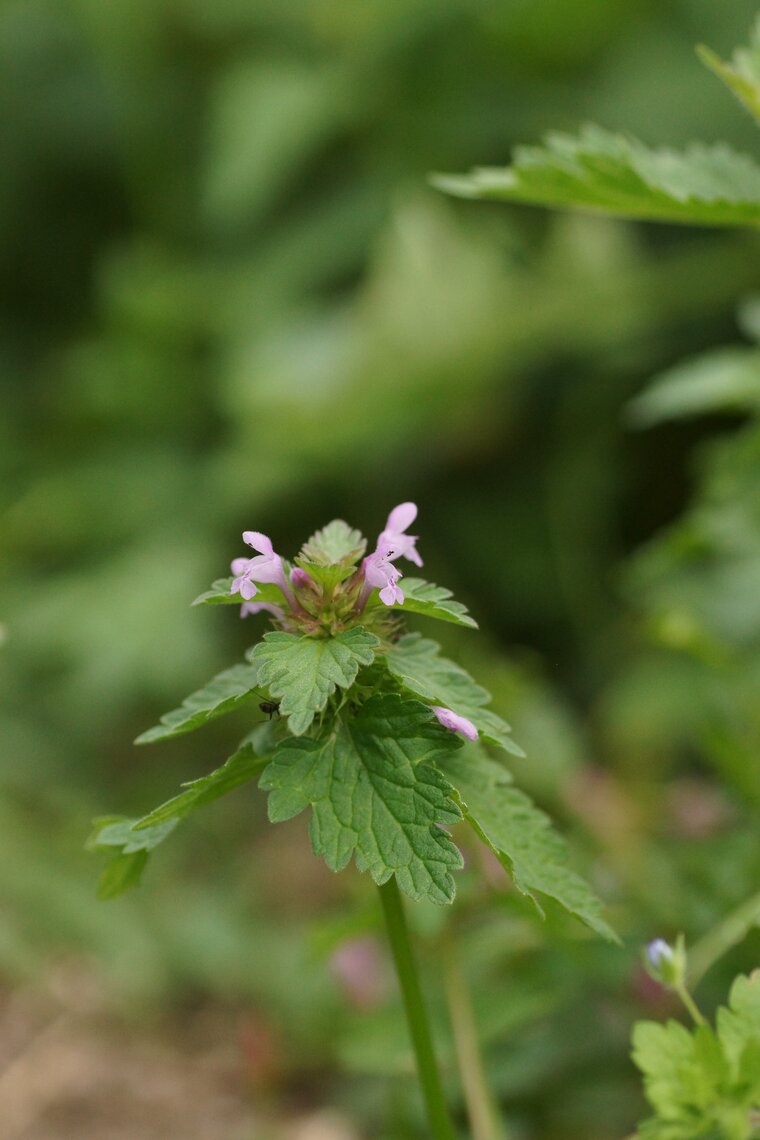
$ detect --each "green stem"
[674,982,706,1027]
[441,932,507,1140]
[687,888,760,989]
[377,878,458,1140]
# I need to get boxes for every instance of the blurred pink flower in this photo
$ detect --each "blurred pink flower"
[433,706,478,741]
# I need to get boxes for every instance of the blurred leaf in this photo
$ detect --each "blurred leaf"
[251,628,379,735]
[192,578,288,607]
[384,577,478,629]
[433,126,760,227]
[88,816,179,900]
[384,633,524,755]
[260,694,463,903]
[627,348,760,426]
[699,22,760,128]
[440,747,618,941]
[135,661,263,744]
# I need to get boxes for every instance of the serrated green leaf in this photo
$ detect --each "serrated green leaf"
[252,627,379,735]
[88,815,179,900]
[432,125,760,228]
[388,577,478,629]
[133,743,269,829]
[717,972,760,1071]
[627,348,760,427]
[632,1019,708,1119]
[259,694,463,903]
[439,748,617,941]
[191,577,286,607]
[699,27,760,128]
[293,558,357,592]
[300,518,367,566]
[135,661,263,744]
[384,633,524,756]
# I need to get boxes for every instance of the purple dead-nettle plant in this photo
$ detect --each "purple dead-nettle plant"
[90,501,615,1139]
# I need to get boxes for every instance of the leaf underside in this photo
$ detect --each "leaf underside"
[432,125,760,228]
[440,748,618,941]
[192,577,286,607]
[388,577,478,629]
[134,743,269,829]
[260,694,464,903]
[87,816,179,899]
[252,627,379,735]
[698,35,760,128]
[384,633,524,755]
[135,661,263,744]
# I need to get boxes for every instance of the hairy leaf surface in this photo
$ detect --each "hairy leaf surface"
[252,628,379,734]
[260,694,463,903]
[135,661,263,743]
[440,748,617,941]
[384,634,523,755]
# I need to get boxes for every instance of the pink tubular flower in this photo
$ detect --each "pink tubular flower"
[379,502,423,567]
[432,706,479,741]
[240,601,285,620]
[363,542,404,606]
[230,531,297,609]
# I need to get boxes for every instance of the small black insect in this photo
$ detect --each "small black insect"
[258,698,280,720]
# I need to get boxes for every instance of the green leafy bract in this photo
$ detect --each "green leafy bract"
[135,661,263,744]
[87,816,178,899]
[439,748,617,941]
[134,743,270,829]
[192,577,285,607]
[252,627,379,735]
[384,633,524,756]
[389,577,478,629]
[300,518,366,566]
[260,694,464,903]
[632,972,760,1139]
[698,23,760,128]
[432,125,760,228]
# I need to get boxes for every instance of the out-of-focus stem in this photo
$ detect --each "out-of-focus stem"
[377,878,458,1140]
[441,932,507,1140]
[687,888,760,988]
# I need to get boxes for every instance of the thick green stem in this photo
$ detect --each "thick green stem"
[377,878,458,1140]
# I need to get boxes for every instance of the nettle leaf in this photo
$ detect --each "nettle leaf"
[717,972,760,1073]
[260,694,464,903]
[432,125,760,228]
[252,627,379,735]
[699,26,760,128]
[192,577,285,607]
[389,577,478,629]
[384,634,524,756]
[300,518,366,566]
[134,743,270,830]
[440,748,617,941]
[627,348,760,427]
[135,661,263,744]
[87,816,178,900]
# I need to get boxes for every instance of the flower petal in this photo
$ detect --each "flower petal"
[432,706,479,741]
[243,531,274,556]
[385,502,417,534]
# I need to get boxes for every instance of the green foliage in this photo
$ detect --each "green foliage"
[387,578,478,629]
[627,348,760,426]
[299,519,367,566]
[440,748,618,942]
[251,627,380,734]
[260,694,464,904]
[133,743,270,830]
[87,816,179,899]
[433,126,760,227]
[135,661,263,743]
[192,578,285,606]
[384,634,524,755]
[698,20,760,128]
[632,973,760,1139]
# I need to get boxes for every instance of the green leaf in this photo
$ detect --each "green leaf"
[260,694,463,903]
[192,577,286,607]
[439,748,617,941]
[133,743,270,829]
[300,518,366,566]
[252,627,380,735]
[432,125,760,228]
[88,816,179,900]
[388,577,478,629]
[135,661,263,744]
[699,26,760,128]
[384,633,524,756]
[627,348,760,427]
[717,972,760,1072]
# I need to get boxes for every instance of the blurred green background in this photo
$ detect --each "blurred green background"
[3,1,760,1137]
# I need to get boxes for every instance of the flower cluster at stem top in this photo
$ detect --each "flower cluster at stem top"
[228,502,478,742]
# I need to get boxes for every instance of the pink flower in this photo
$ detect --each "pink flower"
[230,531,297,609]
[363,542,404,606]
[240,601,285,620]
[379,502,423,567]
[433,706,479,741]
